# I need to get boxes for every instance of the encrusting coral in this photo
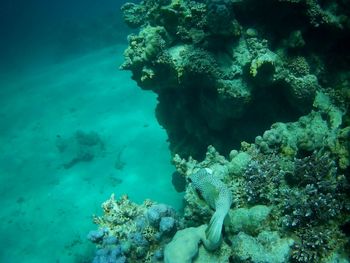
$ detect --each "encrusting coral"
[164,225,206,263]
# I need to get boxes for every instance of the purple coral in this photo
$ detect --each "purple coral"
[87,229,105,244]
[92,246,125,263]
[146,204,175,227]
[159,217,176,235]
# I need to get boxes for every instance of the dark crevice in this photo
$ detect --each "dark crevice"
[155,82,302,160]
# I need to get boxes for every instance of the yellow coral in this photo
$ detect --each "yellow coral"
[250,54,275,77]
[281,145,296,157]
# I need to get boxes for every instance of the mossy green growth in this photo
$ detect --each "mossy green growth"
[164,225,206,263]
[313,91,343,129]
[232,231,294,263]
[228,152,251,176]
[228,205,271,235]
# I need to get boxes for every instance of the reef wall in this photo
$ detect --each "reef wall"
[88,1,350,262]
[120,0,350,159]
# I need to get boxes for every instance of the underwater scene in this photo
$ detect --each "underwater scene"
[0,0,350,262]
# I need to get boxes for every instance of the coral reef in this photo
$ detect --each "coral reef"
[120,0,350,159]
[171,142,349,262]
[89,195,181,262]
[89,126,349,262]
[167,93,350,260]
[90,0,350,262]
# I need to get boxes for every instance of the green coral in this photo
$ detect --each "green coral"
[232,231,294,263]
[228,205,272,235]
[164,225,206,263]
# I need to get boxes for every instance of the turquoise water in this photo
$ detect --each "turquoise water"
[0,2,183,261]
[1,1,349,263]
[0,45,183,262]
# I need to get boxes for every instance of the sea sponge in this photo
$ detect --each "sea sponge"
[190,168,233,250]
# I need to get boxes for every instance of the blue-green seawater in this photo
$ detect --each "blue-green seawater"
[0,1,183,262]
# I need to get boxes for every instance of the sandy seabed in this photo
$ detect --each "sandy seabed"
[0,45,183,263]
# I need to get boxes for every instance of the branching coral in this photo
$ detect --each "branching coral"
[281,150,347,228]
[90,195,181,263]
[242,154,285,205]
